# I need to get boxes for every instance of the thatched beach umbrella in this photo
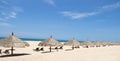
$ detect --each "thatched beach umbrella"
[64,39,80,49]
[101,42,108,47]
[101,42,113,46]
[94,41,101,47]
[38,36,61,52]
[82,40,92,48]
[0,32,29,55]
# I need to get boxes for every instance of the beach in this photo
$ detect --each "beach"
[0,41,120,61]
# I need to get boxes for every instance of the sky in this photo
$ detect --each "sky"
[0,0,120,41]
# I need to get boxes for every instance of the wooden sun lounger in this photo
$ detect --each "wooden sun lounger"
[33,47,44,51]
[0,49,2,54]
[3,50,10,54]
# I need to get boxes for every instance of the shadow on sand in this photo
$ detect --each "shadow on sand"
[65,49,73,51]
[0,53,30,58]
[41,51,54,53]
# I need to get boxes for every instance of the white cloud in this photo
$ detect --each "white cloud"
[61,1,120,19]
[6,9,21,19]
[44,0,55,6]
[10,11,17,18]
[0,0,8,4]
[0,0,23,27]
[0,0,23,21]
[61,11,98,19]
[5,11,17,20]
[102,2,120,9]
[0,7,22,21]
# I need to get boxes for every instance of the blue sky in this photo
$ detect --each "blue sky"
[0,0,120,41]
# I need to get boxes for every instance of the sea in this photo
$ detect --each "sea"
[0,37,84,43]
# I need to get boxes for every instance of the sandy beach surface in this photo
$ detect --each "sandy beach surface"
[0,41,120,61]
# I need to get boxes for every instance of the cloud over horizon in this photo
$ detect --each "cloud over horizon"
[43,0,55,6]
[61,1,120,19]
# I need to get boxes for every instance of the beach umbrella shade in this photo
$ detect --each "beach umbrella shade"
[101,42,113,46]
[64,39,80,49]
[82,40,92,48]
[0,32,29,55]
[101,42,108,47]
[94,41,101,47]
[38,36,61,52]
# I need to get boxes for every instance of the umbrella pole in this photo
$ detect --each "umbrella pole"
[72,45,74,50]
[50,46,51,52]
[11,46,13,55]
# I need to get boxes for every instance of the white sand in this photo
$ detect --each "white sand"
[0,41,120,61]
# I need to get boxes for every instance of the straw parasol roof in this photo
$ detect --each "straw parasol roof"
[38,36,61,46]
[38,36,61,52]
[0,32,29,55]
[101,42,108,46]
[93,41,101,47]
[64,39,80,49]
[0,36,29,48]
[64,39,80,46]
[101,42,114,46]
[82,40,92,46]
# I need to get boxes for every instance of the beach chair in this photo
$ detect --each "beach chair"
[3,50,10,54]
[75,46,80,48]
[33,47,40,51]
[78,46,80,48]
[55,47,58,49]
[86,45,89,48]
[0,49,2,54]
[72,46,74,50]
[40,48,44,51]
[59,46,63,49]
